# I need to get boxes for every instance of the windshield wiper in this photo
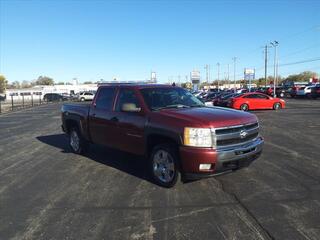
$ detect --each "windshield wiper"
[190,104,205,108]
[152,104,191,111]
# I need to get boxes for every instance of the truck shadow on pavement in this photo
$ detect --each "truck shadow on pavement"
[36,134,150,182]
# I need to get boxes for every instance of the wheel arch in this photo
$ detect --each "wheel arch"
[65,119,80,134]
[146,134,180,157]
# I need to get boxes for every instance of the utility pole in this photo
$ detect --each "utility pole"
[204,64,209,83]
[270,41,279,97]
[232,57,237,91]
[227,64,230,89]
[217,62,220,89]
[264,45,268,87]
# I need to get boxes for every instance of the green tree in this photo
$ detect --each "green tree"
[35,76,54,85]
[285,71,316,83]
[83,81,93,84]
[0,75,8,93]
[57,82,65,85]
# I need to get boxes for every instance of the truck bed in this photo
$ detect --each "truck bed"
[61,103,91,139]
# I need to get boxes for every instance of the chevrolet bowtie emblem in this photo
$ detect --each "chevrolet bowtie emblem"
[239,130,248,139]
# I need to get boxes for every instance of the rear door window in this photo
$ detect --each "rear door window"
[95,87,116,111]
[115,89,140,111]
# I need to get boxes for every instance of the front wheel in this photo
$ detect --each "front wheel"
[80,97,85,102]
[273,102,281,110]
[149,144,180,188]
[240,104,249,111]
[69,127,88,154]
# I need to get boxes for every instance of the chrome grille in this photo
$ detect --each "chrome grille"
[213,122,259,147]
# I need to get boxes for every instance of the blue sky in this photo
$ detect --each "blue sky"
[0,0,319,83]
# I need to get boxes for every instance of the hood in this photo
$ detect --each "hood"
[158,107,257,128]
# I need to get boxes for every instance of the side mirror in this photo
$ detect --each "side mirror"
[121,103,141,112]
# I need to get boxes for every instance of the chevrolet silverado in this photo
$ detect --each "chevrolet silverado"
[61,84,264,187]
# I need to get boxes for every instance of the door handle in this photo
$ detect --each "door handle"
[110,116,119,122]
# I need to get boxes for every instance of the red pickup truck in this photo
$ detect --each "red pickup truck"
[61,84,264,187]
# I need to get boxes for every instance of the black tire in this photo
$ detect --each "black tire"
[273,102,281,110]
[69,127,88,154]
[240,104,249,111]
[149,144,180,188]
[80,97,85,102]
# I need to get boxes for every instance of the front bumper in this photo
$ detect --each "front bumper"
[180,137,264,180]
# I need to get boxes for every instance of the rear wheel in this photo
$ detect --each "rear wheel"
[273,102,281,110]
[240,104,249,111]
[69,127,88,154]
[149,144,180,188]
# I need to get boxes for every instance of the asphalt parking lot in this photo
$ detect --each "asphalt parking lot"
[0,99,319,240]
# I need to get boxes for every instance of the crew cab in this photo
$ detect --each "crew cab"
[61,84,264,187]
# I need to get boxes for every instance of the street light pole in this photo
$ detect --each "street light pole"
[204,64,209,83]
[270,41,279,97]
[227,64,230,89]
[232,57,237,91]
[217,62,220,89]
[264,44,268,87]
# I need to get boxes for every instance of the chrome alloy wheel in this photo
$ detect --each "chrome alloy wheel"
[153,150,175,183]
[70,130,80,152]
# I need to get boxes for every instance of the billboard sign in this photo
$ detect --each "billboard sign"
[191,70,200,84]
[244,68,255,81]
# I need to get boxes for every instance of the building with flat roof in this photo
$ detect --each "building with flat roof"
[5,84,98,101]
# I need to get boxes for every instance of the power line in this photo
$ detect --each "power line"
[279,57,320,67]
[280,44,320,59]
[278,25,320,42]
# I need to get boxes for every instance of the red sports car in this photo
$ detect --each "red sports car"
[228,92,286,111]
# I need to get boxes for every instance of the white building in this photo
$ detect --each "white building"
[5,84,98,101]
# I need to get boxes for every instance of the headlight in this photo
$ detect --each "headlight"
[184,128,212,147]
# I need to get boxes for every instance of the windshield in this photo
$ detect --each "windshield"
[141,87,205,111]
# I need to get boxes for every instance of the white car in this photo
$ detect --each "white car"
[296,86,313,97]
[78,92,95,101]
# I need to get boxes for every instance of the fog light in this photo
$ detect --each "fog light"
[199,164,211,170]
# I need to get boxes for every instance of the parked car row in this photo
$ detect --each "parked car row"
[294,85,320,99]
[194,89,286,111]
[42,91,96,102]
